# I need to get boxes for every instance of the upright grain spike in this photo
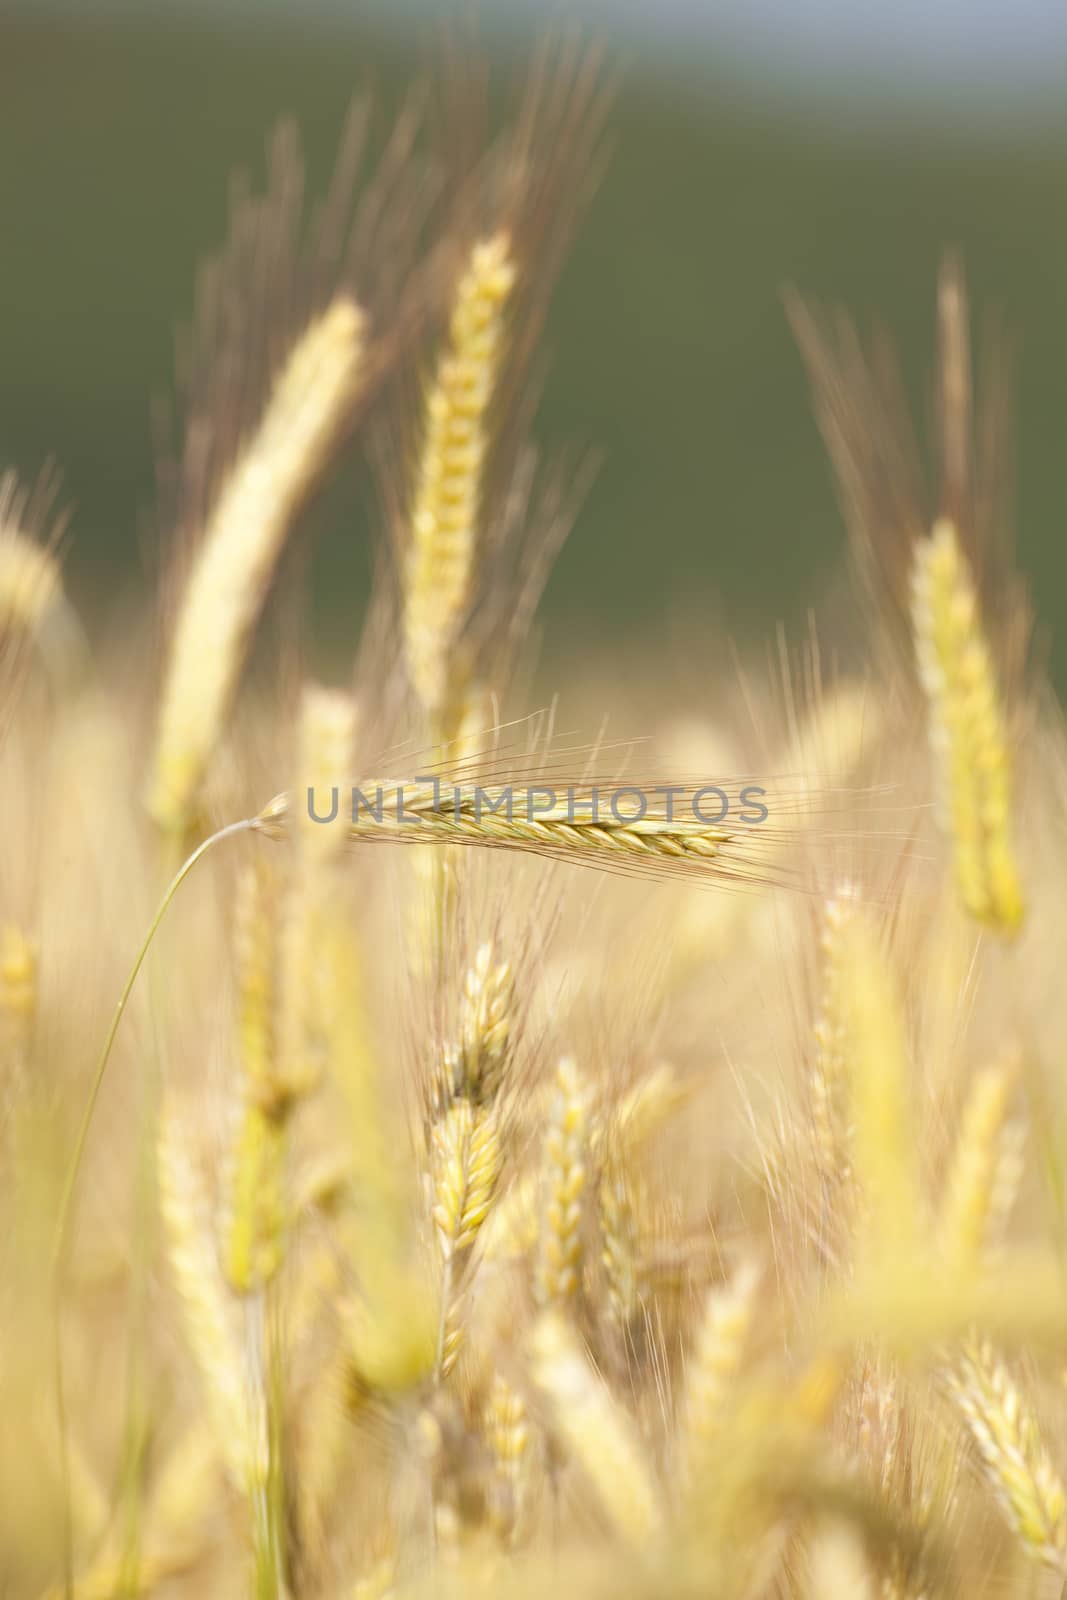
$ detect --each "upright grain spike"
[680,1261,761,1495]
[811,886,859,1186]
[911,518,1024,936]
[535,1056,588,1309]
[837,910,922,1264]
[485,1375,531,1544]
[404,233,516,724]
[278,683,358,1100]
[225,859,287,1297]
[432,1100,502,1377]
[938,1055,1020,1271]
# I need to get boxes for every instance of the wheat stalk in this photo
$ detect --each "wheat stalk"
[147,299,365,834]
[911,518,1025,936]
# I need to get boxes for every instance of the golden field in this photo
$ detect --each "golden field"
[2,42,1067,1600]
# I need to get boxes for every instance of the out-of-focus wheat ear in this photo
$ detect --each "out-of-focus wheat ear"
[432,1100,502,1378]
[147,297,366,837]
[811,887,859,1187]
[225,860,286,1296]
[680,1261,761,1498]
[292,1338,352,1570]
[485,1374,531,1545]
[838,910,922,1265]
[141,1421,220,1573]
[937,1055,1020,1271]
[278,683,357,1100]
[0,470,86,692]
[608,1061,688,1151]
[481,1170,538,1262]
[295,682,357,862]
[597,1156,644,1332]
[530,1311,662,1545]
[0,923,35,1105]
[352,1548,397,1600]
[310,909,436,1399]
[157,1097,268,1498]
[950,1342,1067,1572]
[807,1525,876,1600]
[403,232,516,726]
[911,518,1025,937]
[534,1056,588,1309]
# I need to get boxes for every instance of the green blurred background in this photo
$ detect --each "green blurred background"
[3,3,1067,684]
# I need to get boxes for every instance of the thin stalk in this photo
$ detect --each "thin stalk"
[52,815,254,1598]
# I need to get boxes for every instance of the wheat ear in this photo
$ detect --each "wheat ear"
[911,518,1025,936]
[530,1311,662,1544]
[432,1100,503,1377]
[225,861,286,1295]
[950,1341,1067,1570]
[535,1056,588,1308]
[256,782,736,877]
[811,886,858,1185]
[0,473,86,686]
[807,1525,875,1600]
[0,522,59,632]
[680,1260,761,1495]
[311,909,437,1396]
[485,1062,677,1267]
[434,940,514,1112]
[837,910,921,1263]
[0,923,35,1103]
[598,1156,644,1329]
[404,233,516,723]
[278,684,357,1103]
[937,1056,1019,1271]
[485,1375,531,1544]
[147,299,365,834]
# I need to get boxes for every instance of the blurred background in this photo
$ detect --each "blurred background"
[3,1,1067,687]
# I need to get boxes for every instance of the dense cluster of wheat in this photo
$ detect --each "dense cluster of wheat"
[4,48,1067,1600]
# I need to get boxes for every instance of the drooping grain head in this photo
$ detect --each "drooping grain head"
[147,298,365,836]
